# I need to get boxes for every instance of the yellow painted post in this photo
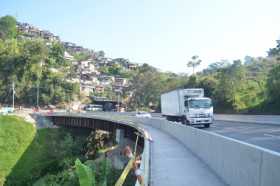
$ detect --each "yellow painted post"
[114,157,134,186]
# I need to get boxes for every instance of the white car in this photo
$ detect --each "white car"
[84,104,103,111]
[135,111,152,118]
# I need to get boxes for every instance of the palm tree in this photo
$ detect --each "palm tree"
[187,55,202,75]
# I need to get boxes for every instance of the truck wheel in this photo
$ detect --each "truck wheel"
[204,124,210,128]
[166,116,171,121]
[182,117,188,125]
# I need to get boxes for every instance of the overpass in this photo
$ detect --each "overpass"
[46,112,280,186]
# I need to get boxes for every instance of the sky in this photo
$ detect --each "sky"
[1,0,280,74]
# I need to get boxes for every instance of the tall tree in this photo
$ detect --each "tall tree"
[268,40,280,57]
[0,15,17,39]
[214,60,247,112]
[48,41,66,66]
[187,55,201,75]
[267,64,280,105]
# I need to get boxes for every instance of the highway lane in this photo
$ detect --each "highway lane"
[204,120,280,153]
[150,113,280,152]
[76,111,280,152]
[145,112,280,152]
[214,114,280,125]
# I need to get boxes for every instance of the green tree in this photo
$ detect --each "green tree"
[73,52,91,62]
[108,64,122,75]
[128,66,163,110]
[267,64,280,105]
[0,15,17,39]
[268,40,280,57]
[197,76,217,98]
[203,60,230,74]
[213,60,247,112]
[184,75,198,88]
[187,55,201,75]
[48,42,66,67]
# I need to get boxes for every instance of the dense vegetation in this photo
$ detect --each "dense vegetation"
[126,50,280,114]
[1,116,134,186]
[5,127,89,185]
[0,116,35,185]
[0,15,79,107]
[128,55,280,113]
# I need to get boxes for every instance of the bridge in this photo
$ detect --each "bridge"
[46,112,280,186]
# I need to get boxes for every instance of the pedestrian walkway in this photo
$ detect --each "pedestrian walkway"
[143,125,226,186]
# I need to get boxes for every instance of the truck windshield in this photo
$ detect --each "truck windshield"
[188,99,212,109]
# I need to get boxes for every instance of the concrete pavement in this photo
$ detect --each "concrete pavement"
[141,125,226,186]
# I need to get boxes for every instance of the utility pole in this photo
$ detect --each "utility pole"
[36,82,39,108]
[37,61,43,108]
[12,81,15,110]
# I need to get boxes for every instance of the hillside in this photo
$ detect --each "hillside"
[1,16,141,109]
[0,15,280,113]
[0,116,35,185]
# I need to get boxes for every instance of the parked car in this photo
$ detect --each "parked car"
[135,111,152,118]
[0,107,14,115]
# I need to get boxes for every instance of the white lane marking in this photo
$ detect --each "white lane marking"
[264,134,280,139]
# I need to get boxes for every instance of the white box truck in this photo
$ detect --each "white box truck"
[161,88,213,127]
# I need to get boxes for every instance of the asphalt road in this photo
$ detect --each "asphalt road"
[150,113,280,152]
[79,111,280,152]
[204,120,280,153]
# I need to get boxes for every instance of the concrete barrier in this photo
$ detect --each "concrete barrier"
[260,150,280,186]
[142,118,280,186]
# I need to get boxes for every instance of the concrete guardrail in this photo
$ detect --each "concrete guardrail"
[141,118,280,186]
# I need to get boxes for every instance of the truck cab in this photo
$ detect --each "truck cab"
[184,97,213,127]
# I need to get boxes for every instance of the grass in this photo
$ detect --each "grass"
[5,127,90,186]
[0,115,135,186]
[0,116,35,186]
